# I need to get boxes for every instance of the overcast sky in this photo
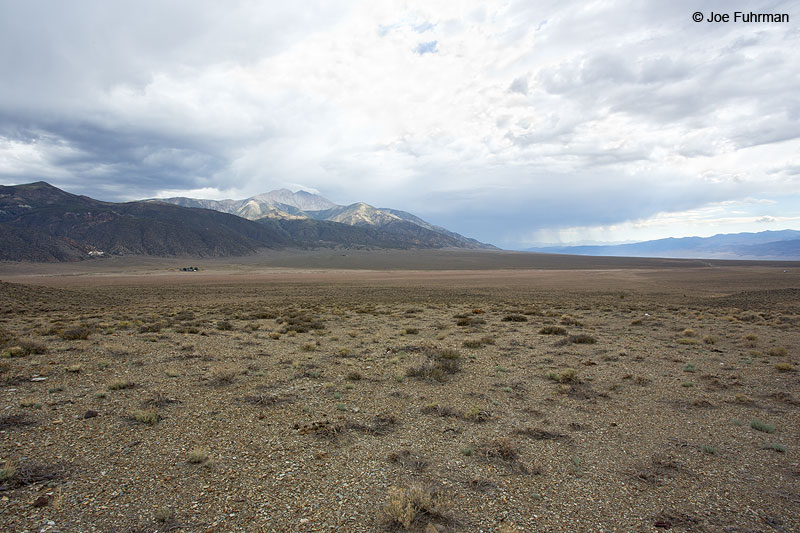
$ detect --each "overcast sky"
[1,1,798,248]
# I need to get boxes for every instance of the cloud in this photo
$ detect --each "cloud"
[0,0,798,247]
[508,76,528,95]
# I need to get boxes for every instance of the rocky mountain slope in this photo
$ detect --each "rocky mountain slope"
[0,182,492,261]
[155,190,493,250]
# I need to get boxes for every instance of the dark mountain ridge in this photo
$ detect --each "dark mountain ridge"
[0,182,490,261]
[154,190,495,250]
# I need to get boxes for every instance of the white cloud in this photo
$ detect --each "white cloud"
[0,0,798,247]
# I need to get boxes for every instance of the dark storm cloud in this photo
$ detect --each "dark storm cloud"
[0,0,347,198]
[0,109,229,198]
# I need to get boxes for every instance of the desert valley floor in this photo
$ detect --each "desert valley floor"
[1,251,798,532]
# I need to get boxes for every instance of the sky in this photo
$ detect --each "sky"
[0,0,798,249]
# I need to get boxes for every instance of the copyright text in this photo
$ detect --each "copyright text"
[693,11,789,23]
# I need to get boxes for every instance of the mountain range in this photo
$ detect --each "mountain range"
[525,230,800,260]
[153,190,487,249]
[0,182,494,262]
[2,181,798,263]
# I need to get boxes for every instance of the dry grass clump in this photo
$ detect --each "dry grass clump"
[277,312,325,333]
[0,327,13,347]
[742,333,759,347]
[107,379,135,391]
[380,483,453,529]
[0,461,62,488]
[767,346,788,357]
[3,339,47,357]
[514,427,567,441]
[295,419,346,440]
[477,437,532,474]
[479,437,519,462]
[206,367,237,386]
[360,413,398,435]
[539,326,567,335]
[405,346,462,383]
[387,449,428,472]
[547,368,579,383]
[139,321,166,333]
[216,320,234,331]
[501,314,527,322]
[0,461,17,482]
[774,363,794,372]
[732,394,753,404]
[463,404,490,422]
[462,336,495,348]
[144,392,180,409]
[154,508,175,523]
[560,315,582,326]
[188,447,210,464]
[421,403,458,418]
[555,334,597,346]
[241,392,296,407]
[131,409,160,425]
[59,325,93,340]
[456,316,485,327]
[247,310,277,320]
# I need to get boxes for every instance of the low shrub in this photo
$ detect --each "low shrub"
[539,326,567,335]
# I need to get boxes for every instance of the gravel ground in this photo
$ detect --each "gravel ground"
[0,266,798,532]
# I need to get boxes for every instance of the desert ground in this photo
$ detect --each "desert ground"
[1,250,798,532]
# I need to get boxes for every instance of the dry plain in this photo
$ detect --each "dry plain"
[1,251,799,532]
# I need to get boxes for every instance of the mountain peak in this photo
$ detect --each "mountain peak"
[154,189,495,250]
[0,182,496,260]
[22,181,56,188]
[248,189,336,211]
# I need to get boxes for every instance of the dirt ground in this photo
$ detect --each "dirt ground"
[1,254,798,532]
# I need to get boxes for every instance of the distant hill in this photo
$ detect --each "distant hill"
[525,230,800,260]
[0,182,492,261]
[154,190,494,250]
